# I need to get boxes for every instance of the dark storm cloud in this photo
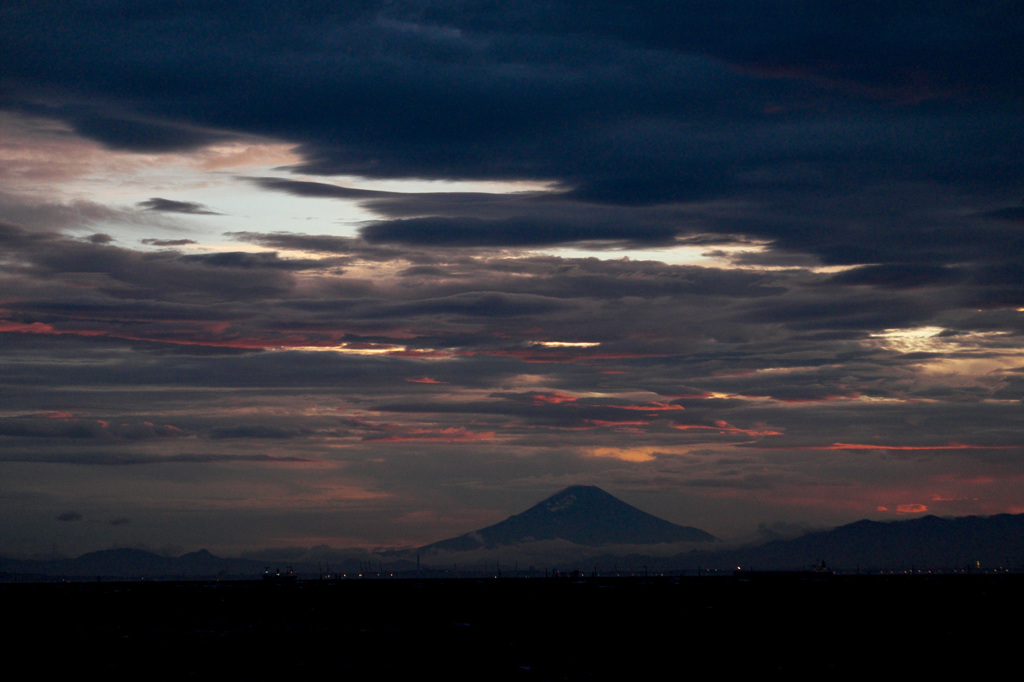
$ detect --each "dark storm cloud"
[3,1,1022,276]
[246,177,400,200]
[825,264,966,290]
[137,198,221,215]
[4,1,1019,194]
[71,113,235,152]
[421,1,1024,99]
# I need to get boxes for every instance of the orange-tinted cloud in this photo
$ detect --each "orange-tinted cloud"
[0,320,112,338]
[585,419,650,428]
[587,447,657,462]
[0,320,58,334]
[671,420,782,437]
[608,401,685,411]
[388,349,454,359]
[530,392,577,405]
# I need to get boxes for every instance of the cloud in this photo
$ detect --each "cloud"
[983,204,1024,224]
[137,198,221,215]
[1,1,1023,554]
[141,238,198,247]
[70,113,234,152]
[246,177,399,200]
[210,425,301,440]
[360,215,679,247]
[0,450,312,466]
[827,264,966,290]
[4,1,1017,204]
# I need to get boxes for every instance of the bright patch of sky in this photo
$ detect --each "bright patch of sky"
[0,114,774,266]
[544,243,756,267]
[869,326,1008,354]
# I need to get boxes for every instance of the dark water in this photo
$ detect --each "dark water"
[4,575,1019,678]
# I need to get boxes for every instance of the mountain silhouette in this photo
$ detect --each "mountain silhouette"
[690,513,1024,572]
[0,547,264,579]
[420,485,716,552]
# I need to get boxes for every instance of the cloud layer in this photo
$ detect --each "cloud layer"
[1,1,1022,557]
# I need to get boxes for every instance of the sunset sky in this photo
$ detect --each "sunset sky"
[2,1,1023,559]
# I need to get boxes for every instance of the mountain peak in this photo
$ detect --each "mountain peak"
[422,485,715,552]
[542,485,609,512]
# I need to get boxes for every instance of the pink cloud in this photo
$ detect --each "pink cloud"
[782,442,1017,451]
[364,427,497,443]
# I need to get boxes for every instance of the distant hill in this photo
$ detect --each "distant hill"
[419,485,716,552]
[681,513,1024,572]
[0,548,266,580]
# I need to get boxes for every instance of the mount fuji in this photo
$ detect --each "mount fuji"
[420,485,715,552]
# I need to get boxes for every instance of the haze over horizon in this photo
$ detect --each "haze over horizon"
[2,1,1023,559]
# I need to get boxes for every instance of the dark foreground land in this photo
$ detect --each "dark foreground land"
[4,575,1021,678]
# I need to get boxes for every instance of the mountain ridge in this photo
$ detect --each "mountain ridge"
[698,511,1024,571]
[5,504,1024,579]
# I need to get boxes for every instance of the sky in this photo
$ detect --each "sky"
[2,1,1023,559]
